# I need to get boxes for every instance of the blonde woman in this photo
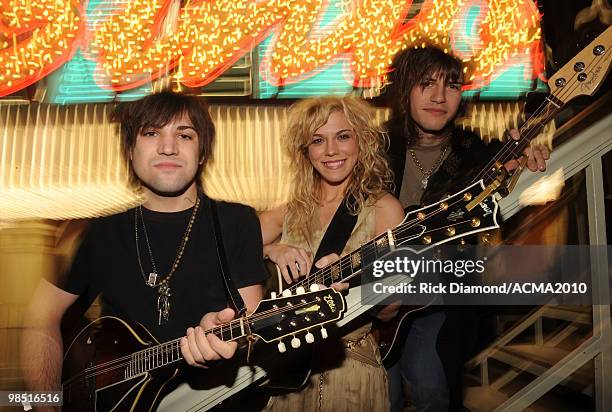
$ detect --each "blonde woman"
[259,96,404,411]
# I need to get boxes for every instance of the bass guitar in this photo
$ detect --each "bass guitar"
[376,23,612,366]
[61,288,345,411]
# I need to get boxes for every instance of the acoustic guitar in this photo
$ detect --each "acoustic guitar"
[61,288,346,411]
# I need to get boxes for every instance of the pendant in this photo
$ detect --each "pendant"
[421,177,428,189]
[157,283,172,325]
[146,272,158,287]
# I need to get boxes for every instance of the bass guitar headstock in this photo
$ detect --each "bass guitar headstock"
[549,25,611,104]
[250,288,346,353]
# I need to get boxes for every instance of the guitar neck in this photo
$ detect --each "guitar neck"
[477,24,612,187]
[287,231,394,292]
[126,319,248,377]
[471,95,563,186]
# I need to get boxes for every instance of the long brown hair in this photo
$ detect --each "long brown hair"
[387,46,466,145]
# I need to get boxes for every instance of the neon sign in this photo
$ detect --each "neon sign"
[0,0,84,96]
[0,0,543,97]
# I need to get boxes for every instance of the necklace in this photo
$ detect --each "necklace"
[409,143,449,189]
[134,197,200,324]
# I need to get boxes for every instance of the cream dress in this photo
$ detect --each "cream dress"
[264,204,389,412]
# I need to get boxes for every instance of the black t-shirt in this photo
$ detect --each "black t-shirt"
[57,195,268,342]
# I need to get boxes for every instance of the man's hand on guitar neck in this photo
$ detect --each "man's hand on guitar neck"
[180,308,238,368]
[504,129,550,173]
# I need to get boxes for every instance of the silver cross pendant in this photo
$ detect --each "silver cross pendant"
[157,283,172,325]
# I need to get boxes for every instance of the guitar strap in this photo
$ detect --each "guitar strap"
[309,195,359,276]
[209,197,247,317]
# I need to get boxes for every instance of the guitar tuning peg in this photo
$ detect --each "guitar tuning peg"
[277,340,286,353]
[282,289,292,297]
[320,327,328,339]
[310,284,320,292]
[296,286,305,295]
[305,332,315,344]
[270,291,277,299]
[291,336,301,349]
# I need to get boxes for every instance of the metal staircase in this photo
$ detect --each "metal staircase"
[464,105,612,411]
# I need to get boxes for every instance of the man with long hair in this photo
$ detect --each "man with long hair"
[384,46,549,411]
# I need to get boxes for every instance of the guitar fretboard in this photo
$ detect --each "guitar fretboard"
[124,318,247,379]
[474,95,564,185]
[288,230,394,293]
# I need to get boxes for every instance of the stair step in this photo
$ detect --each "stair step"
[464,385,590,412]
[464,387,514,412]
[543,306,592,324]
[464,386,556,412]
[504,344,592,374]
[491,344,593,393]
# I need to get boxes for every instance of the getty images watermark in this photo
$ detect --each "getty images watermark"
[361,245,607,306]
[372,255,487,278]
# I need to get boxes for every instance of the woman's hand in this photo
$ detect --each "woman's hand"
[313,253,349,292]
[264,243,312,284]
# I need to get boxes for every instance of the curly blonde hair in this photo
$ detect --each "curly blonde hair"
[284,96,394,239]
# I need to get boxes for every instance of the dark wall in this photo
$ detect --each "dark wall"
[539,0,611,72]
